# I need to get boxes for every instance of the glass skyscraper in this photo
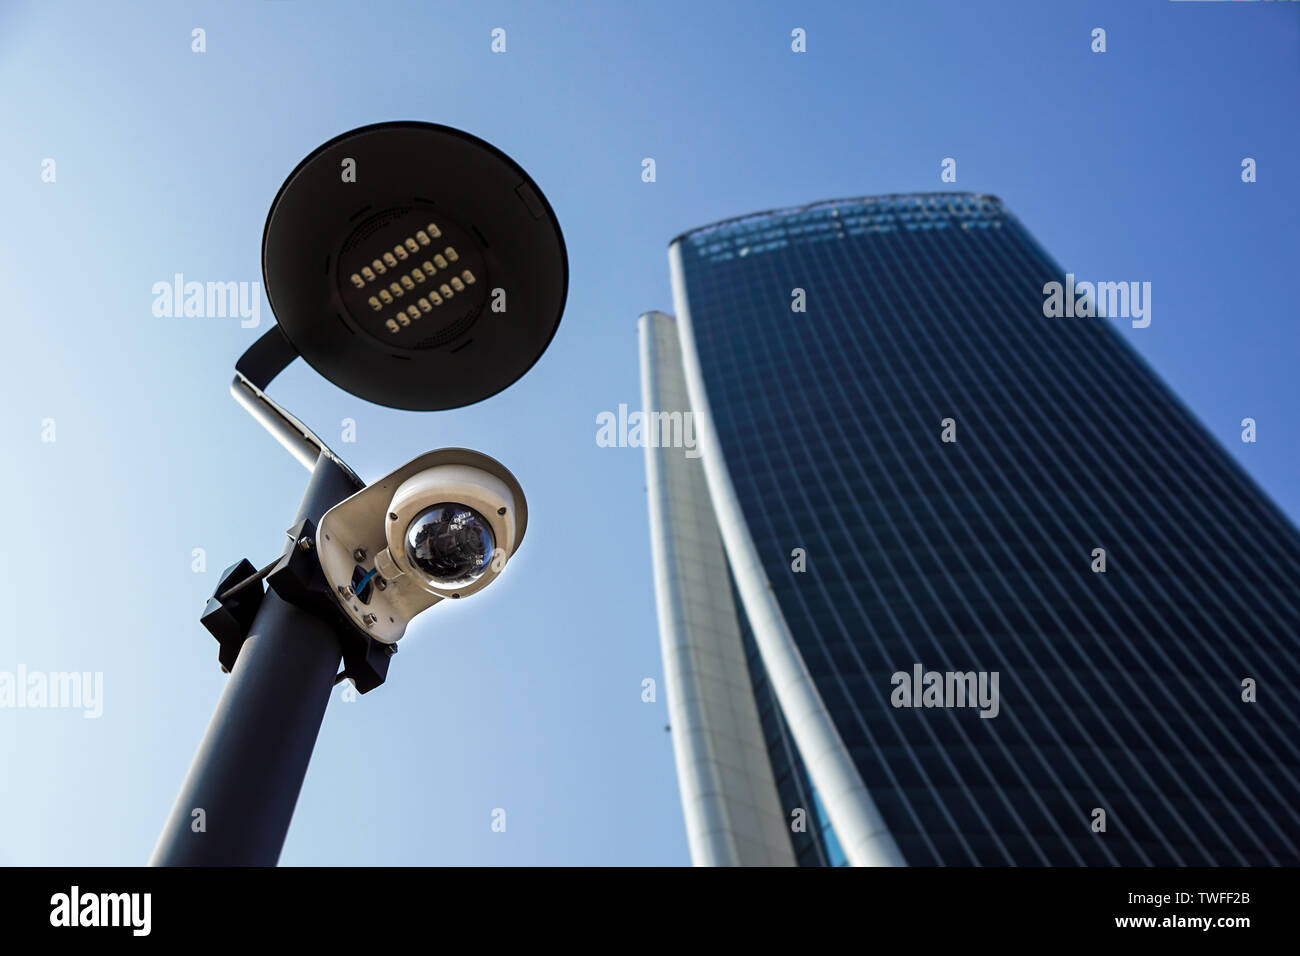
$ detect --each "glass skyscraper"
[640,193,1300,866]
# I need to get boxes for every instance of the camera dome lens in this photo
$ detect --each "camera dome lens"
[404,503,495,586]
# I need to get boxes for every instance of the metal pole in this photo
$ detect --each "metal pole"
[151,453,364,866]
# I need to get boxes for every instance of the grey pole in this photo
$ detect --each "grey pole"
[151,453,363,866]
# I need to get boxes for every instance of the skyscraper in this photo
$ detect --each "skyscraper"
[640,193,1300,866]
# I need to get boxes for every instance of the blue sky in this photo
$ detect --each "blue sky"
[0,0,1295,865]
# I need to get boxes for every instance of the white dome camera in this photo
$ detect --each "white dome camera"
[316,449,527,643]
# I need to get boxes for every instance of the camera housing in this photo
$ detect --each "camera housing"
[316,449,527,643]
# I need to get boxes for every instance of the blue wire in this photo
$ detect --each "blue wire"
[356,567,379,595]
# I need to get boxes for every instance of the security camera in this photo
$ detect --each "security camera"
[316,449,527,643]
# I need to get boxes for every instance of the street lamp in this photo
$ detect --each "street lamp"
[150,122,567,866]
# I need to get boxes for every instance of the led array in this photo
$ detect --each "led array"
[343,219,483,334]
[350,223,451,291]
[381,269,478,333]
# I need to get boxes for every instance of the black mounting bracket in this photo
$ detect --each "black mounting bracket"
[201,559,265,675]
[199,518,394,693]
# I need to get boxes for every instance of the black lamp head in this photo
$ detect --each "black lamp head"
[261,121,567,411]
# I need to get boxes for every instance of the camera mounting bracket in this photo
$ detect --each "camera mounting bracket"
[199,517,393,694]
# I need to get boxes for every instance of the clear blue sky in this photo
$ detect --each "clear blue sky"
[0,0,1295,865]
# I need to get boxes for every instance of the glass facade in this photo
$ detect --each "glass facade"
[668,194,1300,866]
